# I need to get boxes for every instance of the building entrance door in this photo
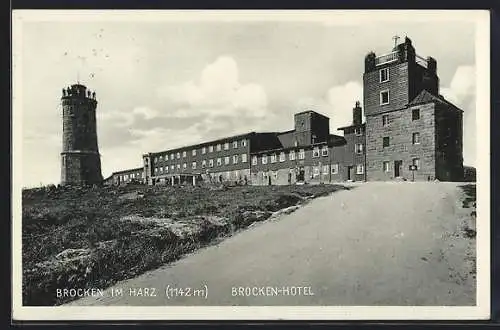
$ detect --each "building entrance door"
[347,166,353,181]
[394,160,403,177]
[297,167,305,182]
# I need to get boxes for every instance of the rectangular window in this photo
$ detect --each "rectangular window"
[289,150,296,161]
[383,161,390,172]
[209,159,214,167]
[154,167,158,173]
[241,154,247,163]
[273,171,278,180]
[208,145,213,153]
[159,167,163,173]
[262,155,268,164]
[233,141,238,149]
[182,151,187,158]
[298,149,305,160]
[202,147,206,154]
[331,164,339,174]
[192,149,196,156]
[232,155,238,164]
[313,166,320,177]
[176,152,180,159]
[355,143,363,154]
[165,166,169,173]
[270,154,277,163]
[412,158,420,169]
[380,90,389,105]
[380,68,389,82]
[321,146,329,156]
[241,139,247,147]
[170,154,174,160]
[217,158,222,166]
[356,164,364,174]
[355,127,362,136]
[252,156,258,165]
[382,114,389,126]
[224,143,229,150]
[412,109,420,120]
[322,165,329,174]
[216,144,222,151]
[224,156,230,165]
[383,137,390,148]
[312,147,320,158]
[171,165,174,171]
[183,163,187,169]
[176,164,180,170]
[279,152,286,162]
[412,132,420,145]
[159,155,163,161]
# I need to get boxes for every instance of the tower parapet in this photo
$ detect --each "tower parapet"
[60,83,103,186]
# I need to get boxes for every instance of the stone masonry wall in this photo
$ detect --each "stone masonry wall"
[366,102,436,181]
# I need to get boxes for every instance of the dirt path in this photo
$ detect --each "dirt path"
[67,182,475,306]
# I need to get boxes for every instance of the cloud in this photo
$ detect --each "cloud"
[440,65,475,106]
[325,81,364,133]
[157,56,268,117]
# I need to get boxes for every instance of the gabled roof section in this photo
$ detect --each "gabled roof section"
[408,89,463,112]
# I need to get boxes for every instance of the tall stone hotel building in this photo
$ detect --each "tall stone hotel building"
[105,37,463,186]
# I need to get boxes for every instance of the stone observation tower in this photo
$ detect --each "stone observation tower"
[60,84,103,186]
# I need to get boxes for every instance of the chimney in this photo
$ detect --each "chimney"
[353,101,362,125]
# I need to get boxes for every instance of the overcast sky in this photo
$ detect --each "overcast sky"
[15,11,480,187]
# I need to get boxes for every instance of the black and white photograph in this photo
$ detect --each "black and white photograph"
[12,10,490,320]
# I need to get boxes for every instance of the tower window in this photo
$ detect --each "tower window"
[382,114,389,126]
[380,90,390,105]
[355,143,363,154]
[331,164,339,174]
[412,109,420,120]
[355,127,362,135]
[356,164,364,175]
[383,137,390,148]
[379,68,389,82]
[383,161,390,172]
[412,132,420,145]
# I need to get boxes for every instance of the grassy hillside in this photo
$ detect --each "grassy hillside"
[22,183,347,306]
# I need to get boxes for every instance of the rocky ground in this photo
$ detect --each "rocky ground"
[67,182,477,307]
[22,183,347,306]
